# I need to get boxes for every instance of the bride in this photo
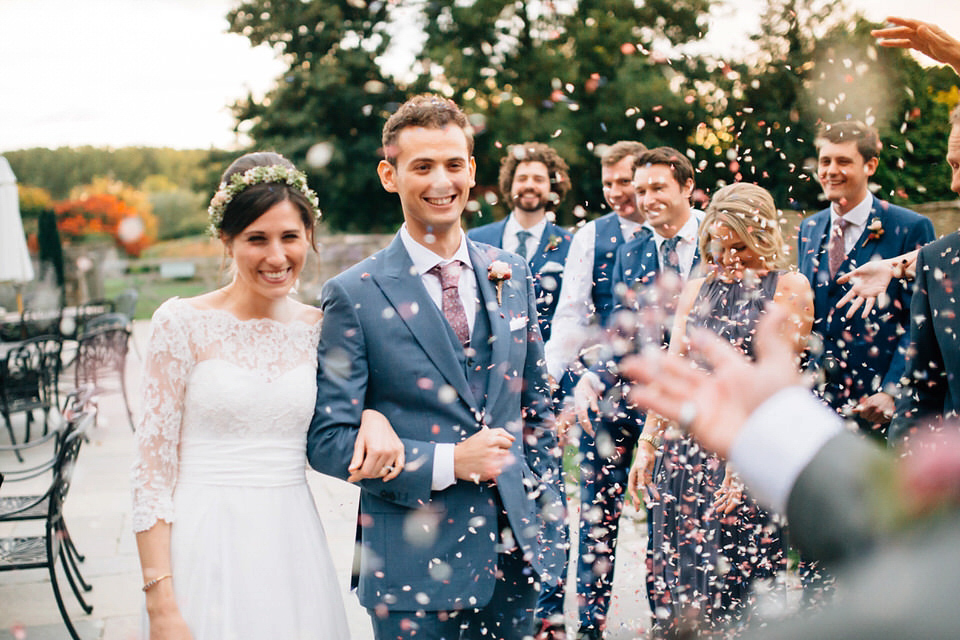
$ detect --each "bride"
[131,151,405,639]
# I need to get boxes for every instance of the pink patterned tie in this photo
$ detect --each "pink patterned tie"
[828,217,850,278]
[430,261,470,347]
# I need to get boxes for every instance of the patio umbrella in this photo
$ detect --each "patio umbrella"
[0,155,35,312]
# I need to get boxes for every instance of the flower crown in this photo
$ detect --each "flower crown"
[207,164,321,235]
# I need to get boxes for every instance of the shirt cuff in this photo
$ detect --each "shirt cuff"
[431,442,456,491]
[729,386,843,514]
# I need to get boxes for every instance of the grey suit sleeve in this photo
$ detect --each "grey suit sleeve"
[308,277,435,507]
[786,431,899,567]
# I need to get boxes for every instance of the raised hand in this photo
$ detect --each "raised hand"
[621,304,803,459]
[454,427,516,483]
[871,17,960,74]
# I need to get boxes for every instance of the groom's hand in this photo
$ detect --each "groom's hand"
[454,428,515,483]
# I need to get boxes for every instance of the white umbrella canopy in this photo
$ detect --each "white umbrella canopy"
[0,156,35,312]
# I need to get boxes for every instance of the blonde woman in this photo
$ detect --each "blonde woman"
[628,182,813,635]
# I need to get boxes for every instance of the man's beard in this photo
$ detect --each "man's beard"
[513,190,548,213]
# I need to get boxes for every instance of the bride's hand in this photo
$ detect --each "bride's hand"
[349,409,404,483]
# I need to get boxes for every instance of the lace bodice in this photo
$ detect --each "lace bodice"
[130,298,321,533]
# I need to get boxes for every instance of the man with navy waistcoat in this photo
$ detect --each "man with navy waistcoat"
[308,94,566,640]
[797,120,934,439]
[468,141,573,344]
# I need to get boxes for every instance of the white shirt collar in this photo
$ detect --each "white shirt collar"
[652,210,700,247]
[400,224,474,274]
[831,193,872,229]
[504,212,547,242]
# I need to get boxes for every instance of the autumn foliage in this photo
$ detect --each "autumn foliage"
[54,179,158,257]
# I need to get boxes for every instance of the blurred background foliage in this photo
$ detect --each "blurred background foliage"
[5,0,959,243]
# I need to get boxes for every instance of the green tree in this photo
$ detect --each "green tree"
[414,0,713,225]
[227,0,408,231]
[711,0,955,211]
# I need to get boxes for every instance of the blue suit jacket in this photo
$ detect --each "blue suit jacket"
[797,196,934,417]
[307,233,566,612]
[467,218,572,342]
[890,232,960,441]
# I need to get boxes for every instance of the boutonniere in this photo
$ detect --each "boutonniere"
[545,235,562,251]
[488,260,512,304]
[863,219,884,246]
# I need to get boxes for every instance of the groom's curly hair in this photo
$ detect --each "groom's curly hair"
[381,94,474,165]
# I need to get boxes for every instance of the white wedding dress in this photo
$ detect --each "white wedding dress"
[131,298,349,640]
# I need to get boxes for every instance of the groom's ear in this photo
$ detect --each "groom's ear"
[378,160,399,193]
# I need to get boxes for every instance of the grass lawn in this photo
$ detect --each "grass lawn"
[104,276,207,320]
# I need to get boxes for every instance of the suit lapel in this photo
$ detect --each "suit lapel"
[802,213,830,283]
[469,240,513,407]
[372,235,479,412]
[842,197,884,271]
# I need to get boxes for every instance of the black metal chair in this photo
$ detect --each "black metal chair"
[113,288,139,322]
[0,389,96,640]
[75,326,133,430]
[73,299,115,339]
[22,306,65,339]
[0,335,63,454]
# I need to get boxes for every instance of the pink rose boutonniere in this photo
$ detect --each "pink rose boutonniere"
[545,235,562,252]
[863,219,884,246]
[488,260,512,304]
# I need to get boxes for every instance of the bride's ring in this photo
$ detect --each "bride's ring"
[678,401,698,431]
[382,465,395,473]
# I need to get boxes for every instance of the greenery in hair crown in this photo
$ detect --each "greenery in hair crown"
[207,164,321,235]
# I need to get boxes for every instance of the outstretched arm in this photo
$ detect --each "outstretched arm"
[836,251,918,319]
[872,17,960,75]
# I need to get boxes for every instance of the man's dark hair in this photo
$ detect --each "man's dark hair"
[632,146,695,187]
[601,140,647,167]
[498,141,571,211]
[815,120,881,162]
[382,94,474,165]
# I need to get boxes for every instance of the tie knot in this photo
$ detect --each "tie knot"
[431,261,462,290]
[515,230,533,259]
[834,217,850,235]
[662,235,681,251]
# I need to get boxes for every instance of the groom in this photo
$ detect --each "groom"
[308,94,566,639]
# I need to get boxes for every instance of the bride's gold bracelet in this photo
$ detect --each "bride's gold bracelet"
[142,574,172,592]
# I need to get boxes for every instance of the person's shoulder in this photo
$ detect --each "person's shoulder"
[544,220,573,241]
[919,231,960,261]
[775,270,813,296]
[622,227,655,252]
[288,300,323,326]
[467,219,504,241]
[875,197,929,223]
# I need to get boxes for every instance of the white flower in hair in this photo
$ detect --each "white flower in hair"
[207,163,321,235]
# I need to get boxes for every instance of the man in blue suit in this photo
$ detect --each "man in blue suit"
[573,147,702,639]
[467,141,573,344]
[308,95,566,640]
[798,120,934,439]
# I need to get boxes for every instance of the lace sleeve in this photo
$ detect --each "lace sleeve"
[130,300,195,533]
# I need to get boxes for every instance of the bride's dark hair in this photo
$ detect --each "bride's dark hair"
[217,151,317,248]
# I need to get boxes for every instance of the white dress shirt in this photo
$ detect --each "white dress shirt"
[651,211,702,280]
[544,215,646,380]
[399,225,476,490]
[502,213,546,260]
[730,386,843,514]
[831,193,872,255]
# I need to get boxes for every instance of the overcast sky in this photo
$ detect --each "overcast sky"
[1,0,957,153]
